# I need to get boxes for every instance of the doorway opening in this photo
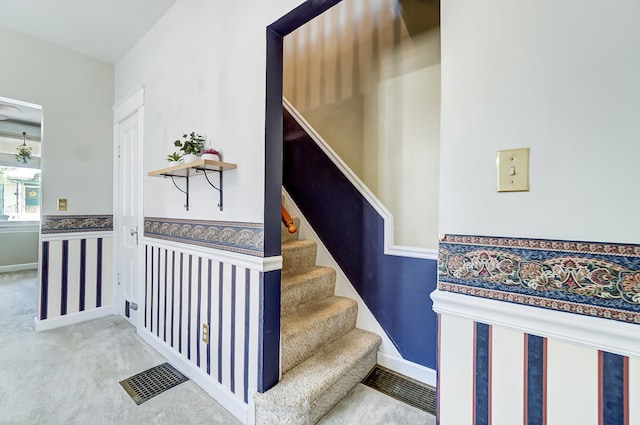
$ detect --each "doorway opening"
[263,0,442,391]
[0,95,43,327]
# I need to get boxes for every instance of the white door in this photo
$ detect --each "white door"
[115,108,142,326]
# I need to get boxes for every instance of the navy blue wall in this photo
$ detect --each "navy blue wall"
[283,109,438,369]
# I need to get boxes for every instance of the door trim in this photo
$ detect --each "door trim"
[112,86,145,326]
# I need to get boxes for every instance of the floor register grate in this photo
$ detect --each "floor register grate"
[362,365,436,415]
[119,362,189,405]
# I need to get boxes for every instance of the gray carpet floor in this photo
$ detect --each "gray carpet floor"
[0,270,435,425]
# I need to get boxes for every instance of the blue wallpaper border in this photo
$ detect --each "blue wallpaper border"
[439,235,640,324]
[41,215,113,234]
[144,217,264,257]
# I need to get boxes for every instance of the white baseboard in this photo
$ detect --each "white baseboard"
[137,328,249,424]
[33,305,114,332]
[0,262,38,274]
[377,351,437,387]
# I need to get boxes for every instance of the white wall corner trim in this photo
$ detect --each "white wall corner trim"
[377,351,437,387]
[33,306,114,332]
[431,289,640,359]
[137,329,248,424]
[262,255,284,273]
[112,85,145,123]
[0,262,38,274]
[283,98,437,261]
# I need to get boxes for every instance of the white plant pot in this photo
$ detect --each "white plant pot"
[168,161,182,167]
[183,154,200,163]
[201,153,220,162]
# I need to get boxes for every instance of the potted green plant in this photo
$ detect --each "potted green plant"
[174,131,205,163]
[201,147,221,162]
[166,152,183,166]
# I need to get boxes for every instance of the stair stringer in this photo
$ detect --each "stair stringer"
[283,188,436,386]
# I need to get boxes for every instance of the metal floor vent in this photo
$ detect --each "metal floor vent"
[362,365,436,415]
[119,362,189,405]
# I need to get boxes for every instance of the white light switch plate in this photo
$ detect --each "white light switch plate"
[497,148,530,192]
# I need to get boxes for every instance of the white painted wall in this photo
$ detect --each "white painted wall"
[439,0,640,244]
[374,33,440,249]
[115,0,305,223]
[438,0,640,421]
[0,27,114,215]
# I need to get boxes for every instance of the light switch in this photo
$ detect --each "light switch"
[497,148,530,192]
[57,198,68,211]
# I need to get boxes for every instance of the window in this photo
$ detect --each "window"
[0,166,40,221]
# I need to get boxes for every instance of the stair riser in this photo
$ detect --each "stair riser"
[281,302,357,374]
[281,268,336,314]
[282,243,317,274]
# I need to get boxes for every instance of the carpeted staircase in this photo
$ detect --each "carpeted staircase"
[254,218,382,425]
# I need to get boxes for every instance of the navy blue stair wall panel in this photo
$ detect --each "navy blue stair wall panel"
[283,109,438,369]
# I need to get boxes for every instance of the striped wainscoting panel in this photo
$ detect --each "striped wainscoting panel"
[438,314,637,425]
[39,236,113,321]
[143,243,260,404]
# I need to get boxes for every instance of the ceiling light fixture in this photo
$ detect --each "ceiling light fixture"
[16,131,33,163]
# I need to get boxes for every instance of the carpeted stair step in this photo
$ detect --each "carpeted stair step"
[281,266,336,314]
[254,328,382,425]
[281,296,357,374]
[282,239,317,275]
[281,218,301,242]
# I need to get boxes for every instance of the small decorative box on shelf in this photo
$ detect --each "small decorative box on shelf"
[148,159,237,211]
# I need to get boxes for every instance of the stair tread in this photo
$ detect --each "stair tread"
[281,239,316,249]
[256,328,381,406]
[281,296,356,337]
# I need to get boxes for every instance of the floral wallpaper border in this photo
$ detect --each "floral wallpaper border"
[41,215,113,234]
[144,217,264,257]
[439,235,640,325]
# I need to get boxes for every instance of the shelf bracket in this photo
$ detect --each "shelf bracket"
[166,175,189,211]
[196,169,223,211]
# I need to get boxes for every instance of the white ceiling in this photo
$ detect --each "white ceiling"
[0,0,178,64]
